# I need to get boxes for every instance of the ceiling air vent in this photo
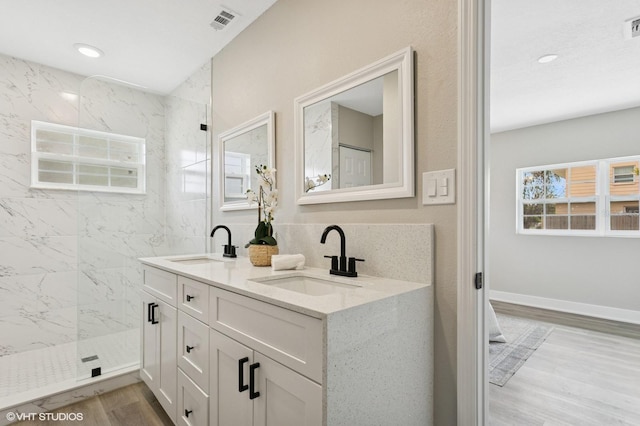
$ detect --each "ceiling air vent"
[210,8,237,31]
[623,16,640,39]
[632,18,640,38]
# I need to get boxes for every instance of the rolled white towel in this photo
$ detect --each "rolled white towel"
[271,254,305,271]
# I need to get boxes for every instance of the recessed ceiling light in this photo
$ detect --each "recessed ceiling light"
[537,54,558,64]
[74,43,104,58]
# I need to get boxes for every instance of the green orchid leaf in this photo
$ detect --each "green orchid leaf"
[254,221,268,239]
[247,221,276,246]
[258,235,277,246]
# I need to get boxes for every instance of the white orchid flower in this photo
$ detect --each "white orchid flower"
[246,190,257,204]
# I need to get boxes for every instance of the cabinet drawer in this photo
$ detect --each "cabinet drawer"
[179,276,210,324]
[178,311,210,393]
[177,369,209,426]
[209,287,323,383]
[143,266,177,307]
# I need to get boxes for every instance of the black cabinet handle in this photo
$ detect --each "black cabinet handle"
[249,362,260,400]
[186,345,194,353]
[238,357,249,392]
[150,303,159,324]
[184,409,192,418]
[147,302,153,323]
[186,294,194,302]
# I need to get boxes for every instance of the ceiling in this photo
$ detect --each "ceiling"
[0,0,277,94]
[1,0,638,129]
[491,0,640,132]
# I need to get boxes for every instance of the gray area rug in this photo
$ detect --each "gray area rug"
[489,313,554,386]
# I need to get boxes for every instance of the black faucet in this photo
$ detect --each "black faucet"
[210,225,237,258]
[320,225,364,277]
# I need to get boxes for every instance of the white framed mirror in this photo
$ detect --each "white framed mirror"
[218,111,275,211]
[294,47,414,204]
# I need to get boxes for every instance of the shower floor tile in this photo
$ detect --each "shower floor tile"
[0,329,138,403]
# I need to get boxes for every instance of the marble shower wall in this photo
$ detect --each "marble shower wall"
[1,54,82,355]
[164,61,212,255]
[0,53,171,356]
[77,77,169,344]
[303,100,333,191]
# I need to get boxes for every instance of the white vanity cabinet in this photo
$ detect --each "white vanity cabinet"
[177,369,209,426]
[176,277,212,426]
[140,267,178,423]
[208,286,323,426]
[141,267,213,426]
[209,323,322,426]
[140,259,433,426]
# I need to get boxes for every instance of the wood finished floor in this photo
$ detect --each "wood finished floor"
[489,316,640,425]
[13,382,173,426]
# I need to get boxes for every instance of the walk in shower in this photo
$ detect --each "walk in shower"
[0,55,211,415]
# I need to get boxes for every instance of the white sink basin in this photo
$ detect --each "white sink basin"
[166,256,226,265]
[251,273,362,296]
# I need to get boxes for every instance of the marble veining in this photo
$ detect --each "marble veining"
[0,51,212,409]
[0,198,77,238]
[304,100,333,190]
[164,59,211,255]
[0,51,173,361]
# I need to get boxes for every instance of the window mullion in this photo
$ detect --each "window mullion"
[517,156,640,237]
[601,159,609,236]
[31,120,145,194]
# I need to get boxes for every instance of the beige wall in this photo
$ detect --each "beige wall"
[210,0,458,423]
[337,105,374,152]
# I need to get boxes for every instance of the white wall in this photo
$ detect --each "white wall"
[490,107,640,312]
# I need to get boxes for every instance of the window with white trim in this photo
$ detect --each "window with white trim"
[31,121,145,194]
[517,156,640,236]
[223,151,251,200]
[613,165,635,183]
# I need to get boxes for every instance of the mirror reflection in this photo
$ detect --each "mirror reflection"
[295,47,413,204]
[224,126,268,201]
[303,70,399,192]
[219,111,274,211]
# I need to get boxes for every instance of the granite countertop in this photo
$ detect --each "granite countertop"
[139,253,430,319]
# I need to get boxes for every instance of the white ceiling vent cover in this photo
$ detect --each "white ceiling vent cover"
[210,8,238,30]
[623,16,640,39]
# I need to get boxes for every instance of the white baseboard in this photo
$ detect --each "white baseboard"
[490,290,640,325]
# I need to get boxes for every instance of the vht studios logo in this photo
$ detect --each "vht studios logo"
[5,411,84,422]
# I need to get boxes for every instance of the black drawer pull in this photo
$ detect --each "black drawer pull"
[186,345,194,353]
[186,294,195,302]
[238,357,249,392]
[249,362,260,400]
[184,409,192,418]
[150,303,159,324]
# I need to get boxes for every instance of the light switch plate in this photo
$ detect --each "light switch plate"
[422,169,455,205]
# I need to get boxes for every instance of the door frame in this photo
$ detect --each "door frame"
[457,0,490,423]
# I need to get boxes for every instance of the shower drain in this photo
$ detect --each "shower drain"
[80,355,99,363]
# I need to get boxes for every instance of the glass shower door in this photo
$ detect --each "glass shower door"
[75,76,162,380]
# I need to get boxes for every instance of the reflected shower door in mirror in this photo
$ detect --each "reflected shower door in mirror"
[295,47,414,204]
[218,111,275,211]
